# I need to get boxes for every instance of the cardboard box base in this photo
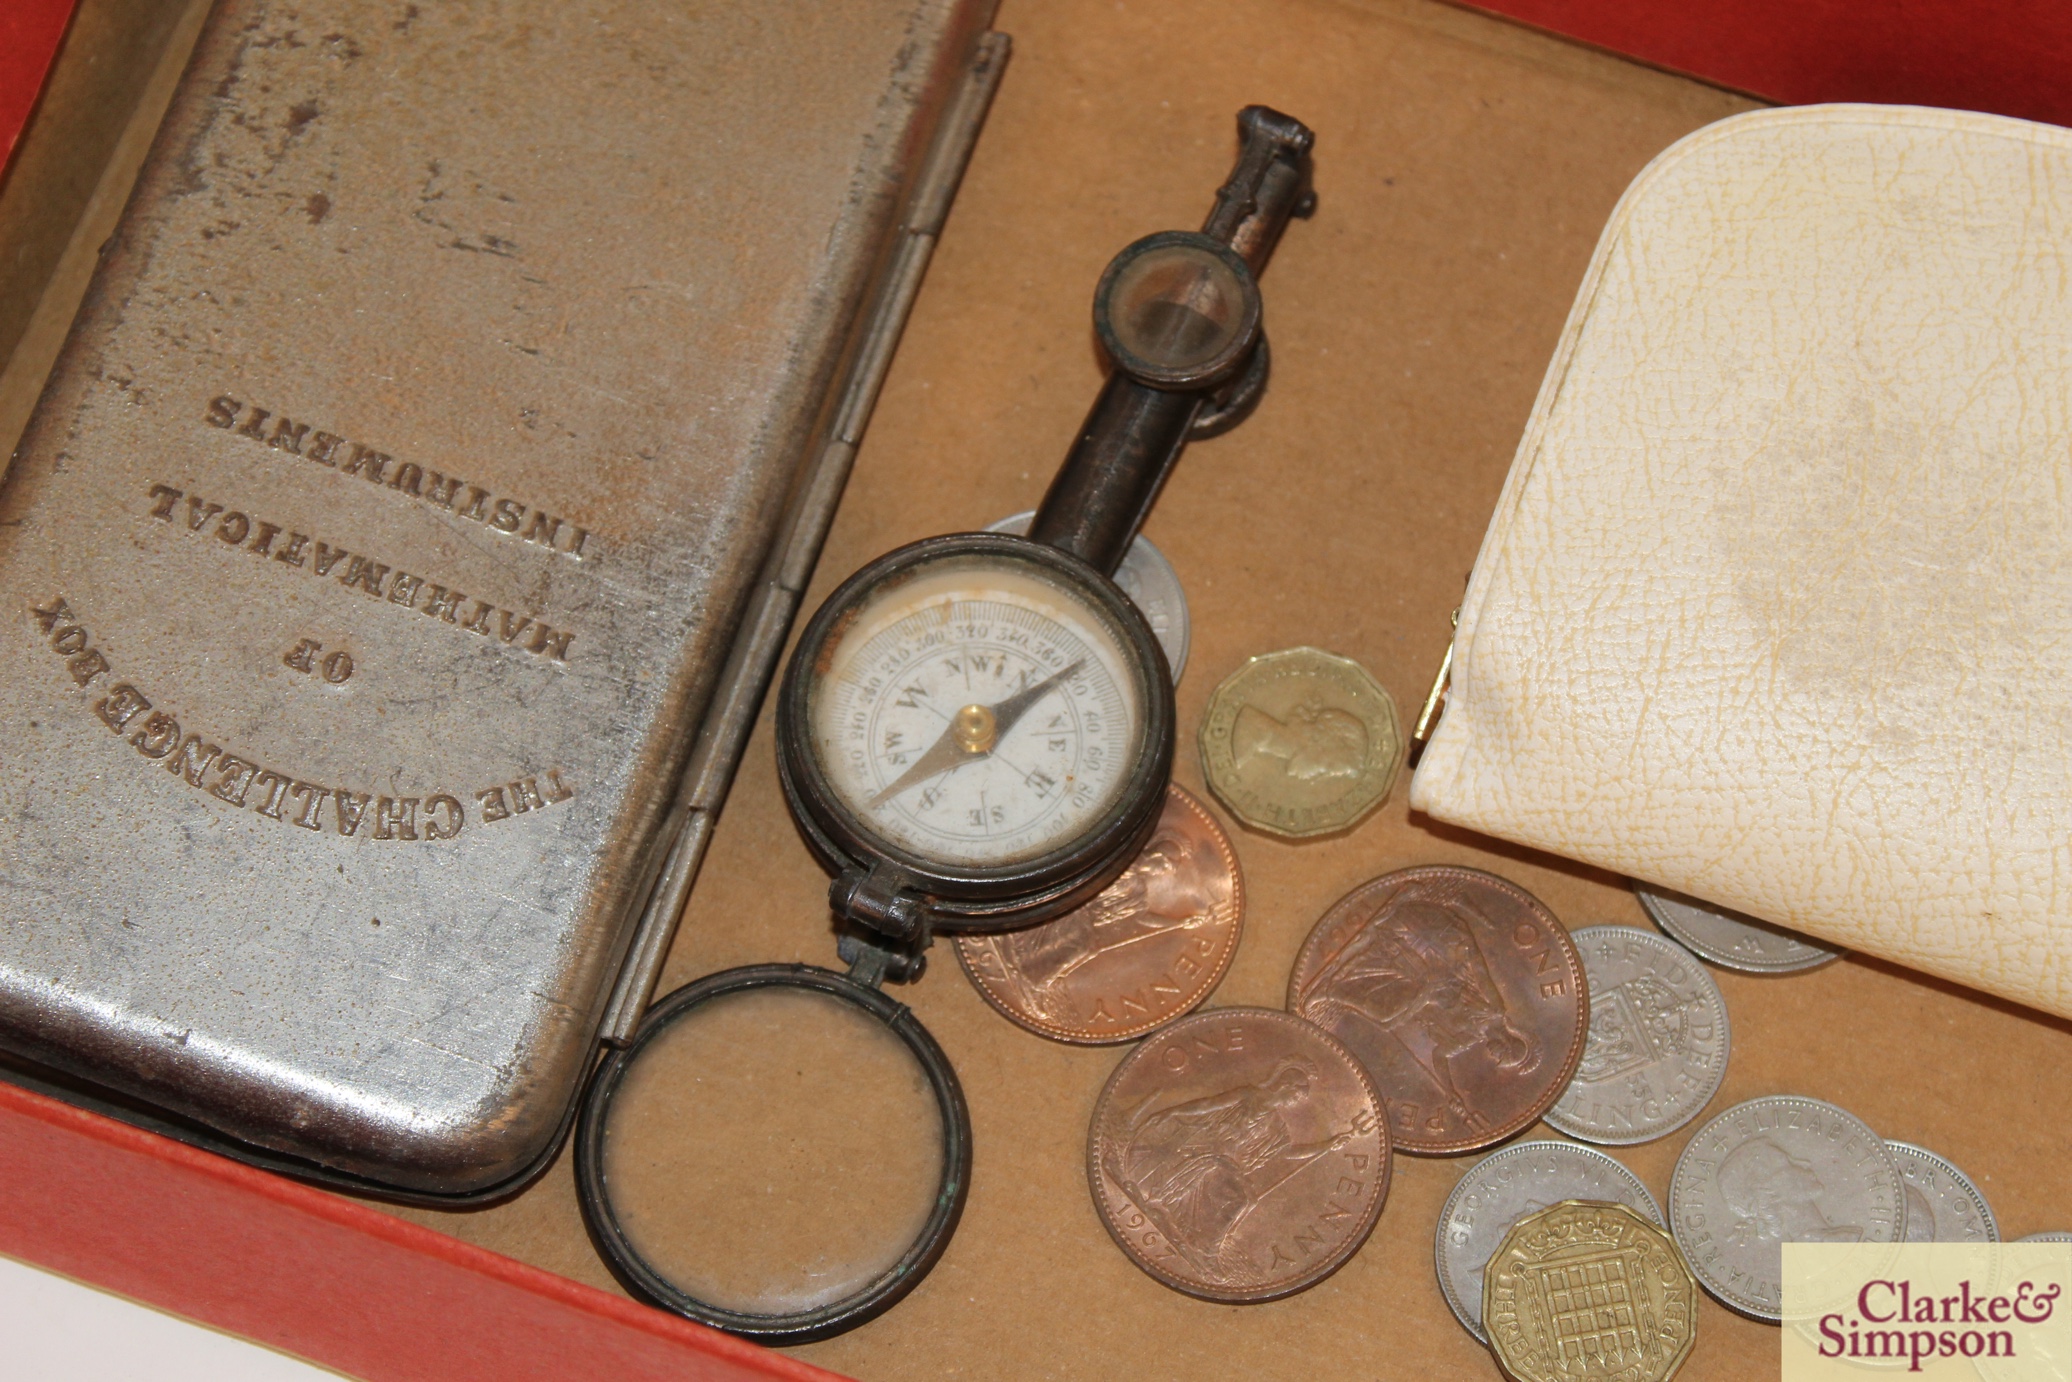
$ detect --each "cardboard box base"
[7,0,2071,1379]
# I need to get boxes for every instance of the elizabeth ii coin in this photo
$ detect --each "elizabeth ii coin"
[1545,926,1730,1146]
[1669,1095,1905,1321]
[1433,1138,1662,1342]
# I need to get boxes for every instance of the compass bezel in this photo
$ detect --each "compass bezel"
[777,531,1175,933]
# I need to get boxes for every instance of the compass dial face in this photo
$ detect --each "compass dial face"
[807,552,1147,871]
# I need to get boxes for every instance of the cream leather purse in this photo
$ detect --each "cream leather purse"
[1409,105,2072,1020]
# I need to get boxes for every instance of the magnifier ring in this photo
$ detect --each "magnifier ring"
[575,963,972,1343]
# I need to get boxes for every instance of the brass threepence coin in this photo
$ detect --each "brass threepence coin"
[1198,646,1402,838]
[1289,866,1587,1154]
[1483,1200,1699,1382]
[956,784,1242,1043]
[1087,1007,1390,1302]
[1434,1139,1664,1343]
[1544,926,1730,1146]
[1668,1095,1906,1321]
[1636,884,1841,974]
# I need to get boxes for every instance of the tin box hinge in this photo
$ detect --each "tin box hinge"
[831,30,1010,449]
[597,27,1009,1045]
[1408,607,1458,767]
[832,864,932,987]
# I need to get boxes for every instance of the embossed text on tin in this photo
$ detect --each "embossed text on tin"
[205,394,594,561]
[30,595,577,841]
[144,483,577,663]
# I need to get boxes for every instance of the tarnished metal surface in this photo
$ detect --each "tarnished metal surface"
[0,0,999,1193]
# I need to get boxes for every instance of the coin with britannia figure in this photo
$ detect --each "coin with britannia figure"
[1434,1139,1663,1342]
[1484,1200,1700,1382]
[1669,1096,1906,1320]
[1545,926,1730,1146]
[1198,647,1402,838]
[956,784,1241,1043]
[1289,866,1586,1154]
[1086,1007,1389,1302]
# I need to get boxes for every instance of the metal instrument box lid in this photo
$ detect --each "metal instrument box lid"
[0,0,1000,1194]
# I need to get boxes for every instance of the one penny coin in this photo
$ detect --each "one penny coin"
[1288,866,1587,1155]
[956,785,1242,1043]
[1483,1200,1700,1382]
[1198,647,1403,838]
[1087,1007,1390,1302]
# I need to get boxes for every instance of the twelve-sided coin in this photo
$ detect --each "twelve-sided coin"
[1198,647,1402,838]
[1483,1200,1700,1382]
[1433,1139,1663,1342]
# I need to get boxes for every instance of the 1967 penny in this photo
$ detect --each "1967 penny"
[956,785,1242,1043]
[1087,1007,1390,1302]
[1288,866,1587,1155]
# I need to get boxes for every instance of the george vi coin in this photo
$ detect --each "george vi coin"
[1289,866,1587,1155]
[1545,926,1731,1146]
[955,784,1241,1044]
[986,511,1189,681]
[1888,1141,1999,1243]
[1086,1007,1389,1302]
[1434,1139,1663,1343]
[1483,1200,1700,1382]
[2017,1231,2072,1242]
[1669,1095,1906,1321]
[1637,884,1841,974]
[1197,646,1403,838]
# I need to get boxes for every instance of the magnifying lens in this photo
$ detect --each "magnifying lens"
[579,104,1315,1341]
[576,967,967,1341]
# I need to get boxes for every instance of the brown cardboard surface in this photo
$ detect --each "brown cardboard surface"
[386,0,2072,1377]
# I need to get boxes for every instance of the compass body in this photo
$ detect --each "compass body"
[780,534,1173,931]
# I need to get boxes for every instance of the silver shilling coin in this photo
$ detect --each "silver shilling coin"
[1669,1095,1906,1321]
[1545,925,1731,1146]
[1433,1138,1663,1342]
[2018,1231,2072,1243]
[986,511,1189,681]
[1888,1141,1999,1243]
[1637,883,1842,974]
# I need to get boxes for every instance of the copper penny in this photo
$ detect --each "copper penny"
[1287,866,1586,1155]
[956,785,1242,1043]
[1086,1007,1390,1302]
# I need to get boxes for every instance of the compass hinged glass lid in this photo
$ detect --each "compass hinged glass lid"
[582,104,1317,1345]
[779,103,1317,947]
[783,534,1173,931]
